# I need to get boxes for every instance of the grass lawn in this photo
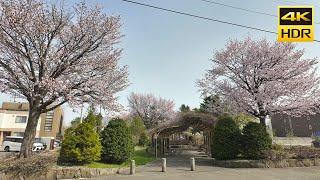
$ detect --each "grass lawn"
[86,146,155,168]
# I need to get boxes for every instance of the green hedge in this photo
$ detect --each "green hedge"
[101,118,134,164]
[241,122,272,159]
[211,115,241,160]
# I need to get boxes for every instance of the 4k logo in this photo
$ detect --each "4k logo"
[278,6,314,42]
[281,12,310,22]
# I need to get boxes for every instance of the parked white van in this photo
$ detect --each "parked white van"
[2,136,44,152]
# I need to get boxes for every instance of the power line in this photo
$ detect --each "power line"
[199,0,276,18]
[121,0,320,42]
[121,0,277,34]
[198,0,320,24]
[274,0,320,8]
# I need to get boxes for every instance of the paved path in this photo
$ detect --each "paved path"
[96,149,320,180]
[0,150,16,160]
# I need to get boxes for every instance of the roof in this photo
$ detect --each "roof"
[149,112,217,137]
[0,102,63,113]
[0,102,29,111]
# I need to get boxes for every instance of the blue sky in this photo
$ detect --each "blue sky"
[1,0,320,125]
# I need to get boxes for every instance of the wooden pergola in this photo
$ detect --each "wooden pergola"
[149,112,217,158]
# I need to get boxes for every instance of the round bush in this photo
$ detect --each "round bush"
[101,118,134,164]
[59,122,102,164]
[211,115,241,160]
[241,122,272,159]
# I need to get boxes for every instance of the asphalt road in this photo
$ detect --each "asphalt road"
[104,167,320,180]
[97,152,320,180]
[0,148,16,160]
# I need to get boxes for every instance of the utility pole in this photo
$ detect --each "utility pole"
[80,104,84,123]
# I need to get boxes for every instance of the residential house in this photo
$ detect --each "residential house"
[0,102,64,145]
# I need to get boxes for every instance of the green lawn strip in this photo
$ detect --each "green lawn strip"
[127,146,156,166]
[86,162,126,168]
[86,146,156,168]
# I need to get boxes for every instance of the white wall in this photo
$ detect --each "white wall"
[0,110,41,131]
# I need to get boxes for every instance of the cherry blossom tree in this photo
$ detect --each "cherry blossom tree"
[128,92,175,129]
[197,38,320,126]
[0,0,129,158]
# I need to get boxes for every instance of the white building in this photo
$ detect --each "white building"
[0,109,41,144]
[0,102,64,146]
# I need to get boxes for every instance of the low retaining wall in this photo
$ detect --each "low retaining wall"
[213,158,320,168]
[0,166,130,180]
[273,137,312,146]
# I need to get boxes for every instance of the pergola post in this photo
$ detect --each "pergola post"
[154,136,158,158]
[208,131,212,156]
[162,138,165,155]
[159,138,163,156]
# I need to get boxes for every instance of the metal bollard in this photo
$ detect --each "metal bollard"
[162,158,167,172]
[130,160,135,175]
[190,157,195,171]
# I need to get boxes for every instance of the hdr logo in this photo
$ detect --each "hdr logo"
[278,6,314,42]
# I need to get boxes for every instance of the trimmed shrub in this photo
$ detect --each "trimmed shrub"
[59,122,102,164]
[241,122,272,159]
[211,115,241,160]
[101,118,134,164]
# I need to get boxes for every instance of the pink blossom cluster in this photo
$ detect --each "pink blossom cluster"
[128,92,175,129]
[197,37,320,124]
[0,0,129,113]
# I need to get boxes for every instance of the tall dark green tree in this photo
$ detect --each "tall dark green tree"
[129,116,146,145]
[199,95,226,116]
[70,108,104,132]
[179,104,191,112]
[84,108,103,134]
[70,117,81,128]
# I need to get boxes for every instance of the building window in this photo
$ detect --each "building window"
[44,111,54,131]
[15,116,27,123]
[12,132,24,137]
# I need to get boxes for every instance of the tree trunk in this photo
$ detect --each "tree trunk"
[259,114,274,138]
[257,102,267,126]
[19,107,41,158]
[259,115,267,126]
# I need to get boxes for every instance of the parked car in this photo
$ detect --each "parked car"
[35,137,47,150]
[54,140,61,148]
[32,142,45,152]
[2,136,45,152]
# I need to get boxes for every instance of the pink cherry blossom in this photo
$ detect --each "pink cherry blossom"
[197,37,320,125]
[0,0,128,158]
[128,92,175,129]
